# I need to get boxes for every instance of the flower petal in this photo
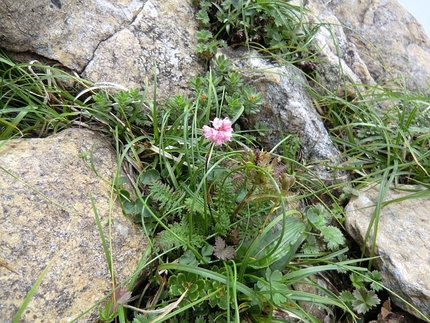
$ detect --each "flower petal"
[203,117,233,145]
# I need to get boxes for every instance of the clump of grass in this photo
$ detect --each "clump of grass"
[0,49,93,138]
[194,0,319,62]
[325,86,430,186]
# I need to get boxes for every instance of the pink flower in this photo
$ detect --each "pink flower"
[202,117,233,146]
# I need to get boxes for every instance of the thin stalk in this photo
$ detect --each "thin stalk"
[230,184,256,222]
[151,64,159,142]
[203,142,215,235]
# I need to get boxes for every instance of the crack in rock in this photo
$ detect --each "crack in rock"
[82,0,147,73]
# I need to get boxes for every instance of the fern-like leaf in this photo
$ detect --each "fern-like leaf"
[149,180,185,215]
[155,221,188,251]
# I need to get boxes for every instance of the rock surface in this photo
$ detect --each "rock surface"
[345,184,430,319]
[0,0,143,71]
[0,0,203,98]
[218,48,343,181]
[0,129,147,322]
[82,0,204,97]
[301,0,430,92]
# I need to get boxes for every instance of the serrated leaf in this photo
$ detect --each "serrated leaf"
[350,272,364,288]
[214,236,226,250]
[369,270,383,280]
[133,314,156,323]
[184,197,205,215]
[196,29,213,42]
[196,9,210,25]
[368,270,383,291]
[339,291,355,304]
[155,221,188,250]
[352,287,380,314]
[213,237,236,261]
[320,226,345,250]
[306,207,326,228]
[370,283,383,291]
[195,316,206,323]
[301,235,320,254]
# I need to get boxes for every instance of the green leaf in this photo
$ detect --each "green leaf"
[179,250,198,266]
[155,221,188,250]
[159,263,263,310]
[350,273,364,288]
[195,316,206,323]
[184,197,205,215]
[115,176,128,186]
[267,269,283,283]
[201,245,214,263]
[256,268,289,306]
[122,198,145,216]
[368,270,383,291]
[246,215,305,270]
[339,291,355,304]
[133,314,157,323]
[196,9,210,25]
[320,226,345,250]
[306,207,326,228]
[139,169,160,185]
[352,287,380,314]
[168,272,208,304]
[301,235,320,254]
[196,29,213,42]
[98,299,119,322]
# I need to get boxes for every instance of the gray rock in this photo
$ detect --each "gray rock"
[301,0,430,92]
[302,2,376,96]
[0,0,143,71]
[82,0,204,98]
[0,0,203,98]
[345,184,430,320]
[0,129,147,322]
[327,0,430,91]
[218,48,344,181]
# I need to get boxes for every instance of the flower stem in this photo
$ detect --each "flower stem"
[202,143,215,236]
[230,184,256,222]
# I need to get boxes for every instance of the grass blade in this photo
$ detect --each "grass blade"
[12,254,58,323]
